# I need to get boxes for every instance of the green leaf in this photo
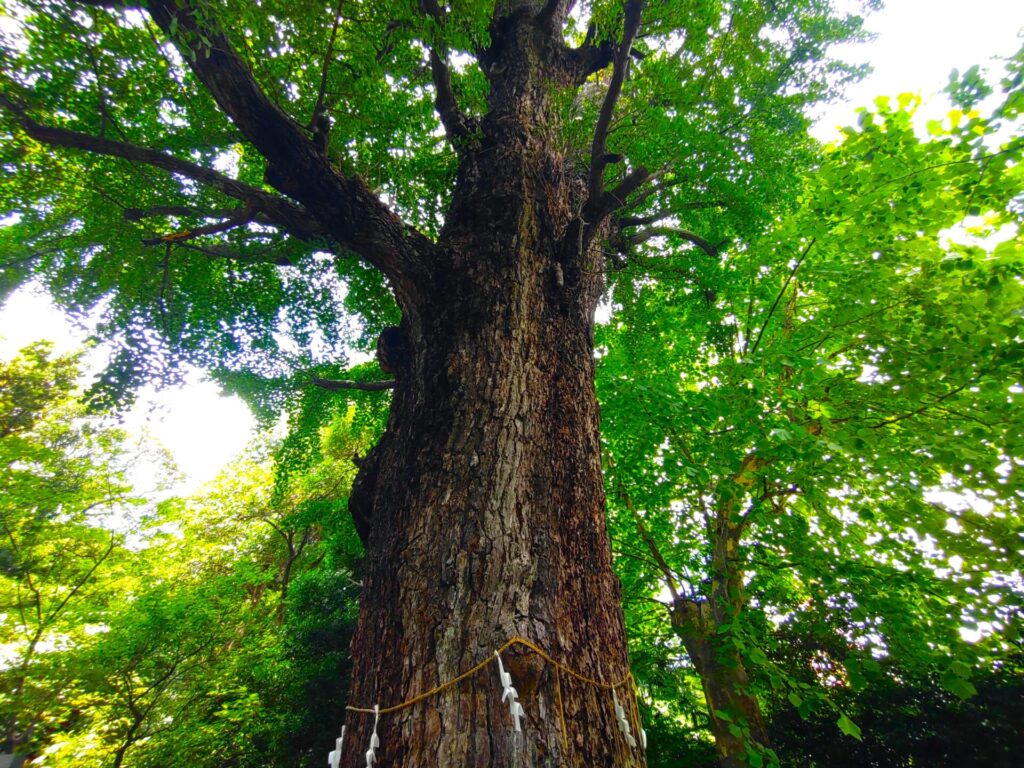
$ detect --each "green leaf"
[837,715,862,741]
[949,660,972,679]
[941,672,978,700]
[748,647,769,665]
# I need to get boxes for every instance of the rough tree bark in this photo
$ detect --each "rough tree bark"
[619,465,771,768]
[6,0,650,764]
[342,6,646,764]
[671,550,770,768]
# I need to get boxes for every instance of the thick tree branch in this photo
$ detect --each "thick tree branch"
[535,0,576,33]
[0,93,327,242]
[585,0,646,217]
[312,377,396,392]
[564,26,615,81]
[142,0,432,300]
[428,50,473,147]
[629,226,719,257]
[602,166,651,214]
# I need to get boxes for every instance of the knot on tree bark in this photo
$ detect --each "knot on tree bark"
[377,326,409,376]
[671,597,714,636]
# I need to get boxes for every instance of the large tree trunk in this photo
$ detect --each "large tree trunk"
[339,14,643,768]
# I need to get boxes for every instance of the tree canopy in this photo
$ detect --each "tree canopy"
[600,54,1023,765]
[1,0,871,410]
[1,0,1022,766]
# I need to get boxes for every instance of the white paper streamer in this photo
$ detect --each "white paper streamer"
[494,651,526,732]
[327,726,344,768]
[613,689,637,748]
[365,705,380,767]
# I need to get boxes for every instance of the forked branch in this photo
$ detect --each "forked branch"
[74,0,432,302]
[0,93,325,242]
[535,0,577,33]
[140,205,254,246]
[585,0,648,219]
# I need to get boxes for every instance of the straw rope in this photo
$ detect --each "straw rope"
[344,635,644,764]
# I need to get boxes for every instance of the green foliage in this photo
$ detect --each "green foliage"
[603,54,1023,760]
[1,0,1021,764]
[767,658,1024,767]
[0,344,368,764]
[0,343,150,757]
[0,0,873,412]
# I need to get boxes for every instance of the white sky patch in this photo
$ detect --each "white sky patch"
[812,0,1024,142]
[0,286,89,358]
[122,369,255,494]
[1,287,254,494]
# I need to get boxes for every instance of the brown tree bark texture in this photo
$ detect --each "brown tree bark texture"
[340,15,642,768]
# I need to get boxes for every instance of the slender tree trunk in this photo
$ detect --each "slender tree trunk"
[672,600,769,768]
[110,715,142,768]
[673,498,769,767]
[339,16,641,768]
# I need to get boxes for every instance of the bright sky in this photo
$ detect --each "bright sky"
[1,0,1021,489]
[813,0,1023,141]
[0,287,254,493]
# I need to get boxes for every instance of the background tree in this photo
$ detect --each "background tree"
[0,0,875,763]
[0,343,149,758]
[31,410,365,768]
[601,55,1023,766]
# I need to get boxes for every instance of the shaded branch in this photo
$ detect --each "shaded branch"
[602,166,652,215]
[141,205,254,245]
[428,50,473,147]
[607,456,684,603]
[619,201,728,226]
[585,0,646,217]
[420,0,474,150]
[867,380,975,429]
[311,377,396,392]
[628,226,719,257]
[564,23,616,81]
[0,93,327,242]
[747,238,816,355]
[175,241,295,266]
[125,205,234,221]
[624,171,687,210]
[309,0,345,151]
